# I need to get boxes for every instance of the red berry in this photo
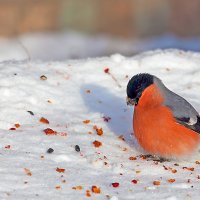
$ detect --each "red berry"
[104,68,110,73]
[112,182,119,188]
[131,179,138,184]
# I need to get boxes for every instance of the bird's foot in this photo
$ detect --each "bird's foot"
[142,154,170,162]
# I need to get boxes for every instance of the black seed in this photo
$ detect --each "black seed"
[47,148,54,154]
[75,145,80,152]
[27,111,34,115]
[174,163,179,166]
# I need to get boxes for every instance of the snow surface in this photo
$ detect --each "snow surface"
[0,49,200,200]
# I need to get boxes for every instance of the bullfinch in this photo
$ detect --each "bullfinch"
[126,73,200,159]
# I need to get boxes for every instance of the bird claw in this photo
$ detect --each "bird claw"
[144,154,170,162]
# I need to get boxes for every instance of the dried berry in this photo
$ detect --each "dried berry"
[168,179,175,183]
[86,190,91,197]
[153,181,160,186]
[83,120,90,124]
[43,128,57,135]
[5,145,11,149]
[183,167,194,171]
[91,185,101,193]
[56,168,65,173]
[112,182,119,188]
[102,116,111,122]
[93,140,102,148]
[104,68,110,73]
[55,185,61,189]
[168,167,177,173]
[75,145,80,152]
[171,169,177,173]
[15,124,20,128]
[86,90,91,93]
[72,186,83,190]
[24,168,32,176]
[40,117,49,124]
[118,135,125,141]
[93,125,103,136]
[129,156,137,160]
[131,179,138,184]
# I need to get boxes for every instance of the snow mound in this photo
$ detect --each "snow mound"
[0,49,200,200]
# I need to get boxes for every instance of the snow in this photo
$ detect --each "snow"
[0,48,200,200]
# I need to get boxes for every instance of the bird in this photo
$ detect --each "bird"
[126,73,200,159]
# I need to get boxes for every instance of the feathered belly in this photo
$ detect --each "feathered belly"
[133,105,200,158]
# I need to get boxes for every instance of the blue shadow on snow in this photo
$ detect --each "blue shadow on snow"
[80,84,134,143]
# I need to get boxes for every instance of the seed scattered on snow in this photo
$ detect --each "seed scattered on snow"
[47,148,54,153]
[129,156,137,161]
[85,89,91,93]
[93,140,102,148]
[104,68,110,73]
[168,179,176,183]
[86,190,91,197]
[55,185,61,190]
[15,123,21,128]
[168,167,177,173]
[43,128,57,135]
[27,111,34,115]
[56,168,65,173]
[131,179,138,184]
[91,185,101,193]
[102,116,111,122]
[24,168,32,176]
[153,180,160,186]
[40,117,49,124]
[4,145,11,149]
[40,75,47,80]
[72,186,83,190]
[83,119,90,124]
[111,182,119,188]
[93,125,103,136]
[118,135,125,141]
[75,145,80,152]
[183,167,194,171]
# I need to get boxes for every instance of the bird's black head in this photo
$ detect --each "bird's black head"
[126,73,154,106]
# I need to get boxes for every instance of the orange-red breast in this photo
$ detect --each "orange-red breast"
[126,73,200,159]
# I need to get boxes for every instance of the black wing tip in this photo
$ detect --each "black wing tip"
[176,116,200,134]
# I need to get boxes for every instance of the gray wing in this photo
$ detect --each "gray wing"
[165,89,200,133]
[154,78,200,134]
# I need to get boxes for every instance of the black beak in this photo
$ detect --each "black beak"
[126,97,136,106]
